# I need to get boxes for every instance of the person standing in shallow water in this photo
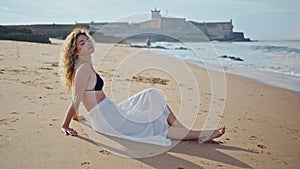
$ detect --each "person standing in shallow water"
[59,27,225,146]
[146,37,151,50]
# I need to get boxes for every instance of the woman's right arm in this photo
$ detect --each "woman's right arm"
[61,102,77,135]
[61,63,91,136]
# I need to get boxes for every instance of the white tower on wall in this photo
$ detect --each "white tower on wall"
[151,8,161,19]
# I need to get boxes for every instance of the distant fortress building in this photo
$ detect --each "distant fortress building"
[0,8,249,43]
[89,8,250,42]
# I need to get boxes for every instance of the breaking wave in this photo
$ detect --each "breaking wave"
[250,45,300,54]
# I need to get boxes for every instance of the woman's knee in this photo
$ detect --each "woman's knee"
[146,88,158,93]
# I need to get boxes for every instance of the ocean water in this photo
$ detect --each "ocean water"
[137,40,300,92]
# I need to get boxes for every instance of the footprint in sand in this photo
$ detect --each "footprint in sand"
[60,97,67,100]
[99,149,111,155]
[28,111,35,115]
[45,86,53,90]
[249,135,257,140]
[0,117,19,125]
[43,62,58,67]
[132,75,169,85]
[81,161,90,165]
[257,144,267,149]
[28,111,40,117]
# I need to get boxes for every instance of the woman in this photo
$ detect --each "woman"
[60,28,225,146]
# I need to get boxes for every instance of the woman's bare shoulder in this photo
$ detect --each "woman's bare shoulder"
[75,62,92,75]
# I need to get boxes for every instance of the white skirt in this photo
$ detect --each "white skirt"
[87,88,172,146]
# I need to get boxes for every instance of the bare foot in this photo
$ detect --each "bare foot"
[207,126,225,140]
[198,126,225,142]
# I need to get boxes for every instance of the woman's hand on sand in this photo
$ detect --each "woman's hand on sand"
[61,127,78,136]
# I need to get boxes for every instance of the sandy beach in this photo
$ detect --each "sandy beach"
[0,39,299,169]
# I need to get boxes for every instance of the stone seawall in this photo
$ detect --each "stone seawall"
[0,24,89,43]
[1,21,250,43]
[189,21,249,41]
[0,26,51,43]
[26,24,89,39]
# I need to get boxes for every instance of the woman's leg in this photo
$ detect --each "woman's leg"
[166,104,225,140]
[167,126,225,141]
[166,105,187,128]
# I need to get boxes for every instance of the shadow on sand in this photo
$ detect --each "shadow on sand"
[75,132,253,169]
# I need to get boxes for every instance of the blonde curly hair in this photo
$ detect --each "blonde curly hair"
[59,27,94,91]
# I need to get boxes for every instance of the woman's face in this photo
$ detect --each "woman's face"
[76,34,94,56]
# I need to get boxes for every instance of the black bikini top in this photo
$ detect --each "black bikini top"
[85,71,104,91]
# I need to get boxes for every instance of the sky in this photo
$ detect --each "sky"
[0,0,299,40]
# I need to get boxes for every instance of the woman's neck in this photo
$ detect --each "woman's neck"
[77,55,92,64]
